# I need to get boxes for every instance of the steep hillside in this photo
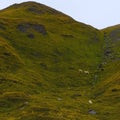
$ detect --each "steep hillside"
[0,1,119,120]
[90,25,120,120]
[70,23,120,120]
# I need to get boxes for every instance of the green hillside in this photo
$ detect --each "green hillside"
[0,1,119,120]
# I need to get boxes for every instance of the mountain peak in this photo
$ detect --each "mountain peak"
[3,1,63,15]
[14,1,47,8]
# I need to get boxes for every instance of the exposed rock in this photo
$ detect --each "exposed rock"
[104,49,112,56]
[88,109,97,115]
[17,23,47,35]
[17,24,29,32]
[98,63,103,69]
[32,24,46,35]
[109,29,120,42]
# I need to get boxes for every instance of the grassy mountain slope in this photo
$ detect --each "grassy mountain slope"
[0,1,119,120]
[90,25,120,120]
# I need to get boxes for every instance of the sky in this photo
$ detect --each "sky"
[0,0,120,29]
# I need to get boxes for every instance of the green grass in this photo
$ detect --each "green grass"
[0,1,119,120]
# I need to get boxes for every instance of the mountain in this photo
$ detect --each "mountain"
[0,1,119,120]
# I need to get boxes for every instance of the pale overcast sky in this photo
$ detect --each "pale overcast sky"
[0,0,120,29]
